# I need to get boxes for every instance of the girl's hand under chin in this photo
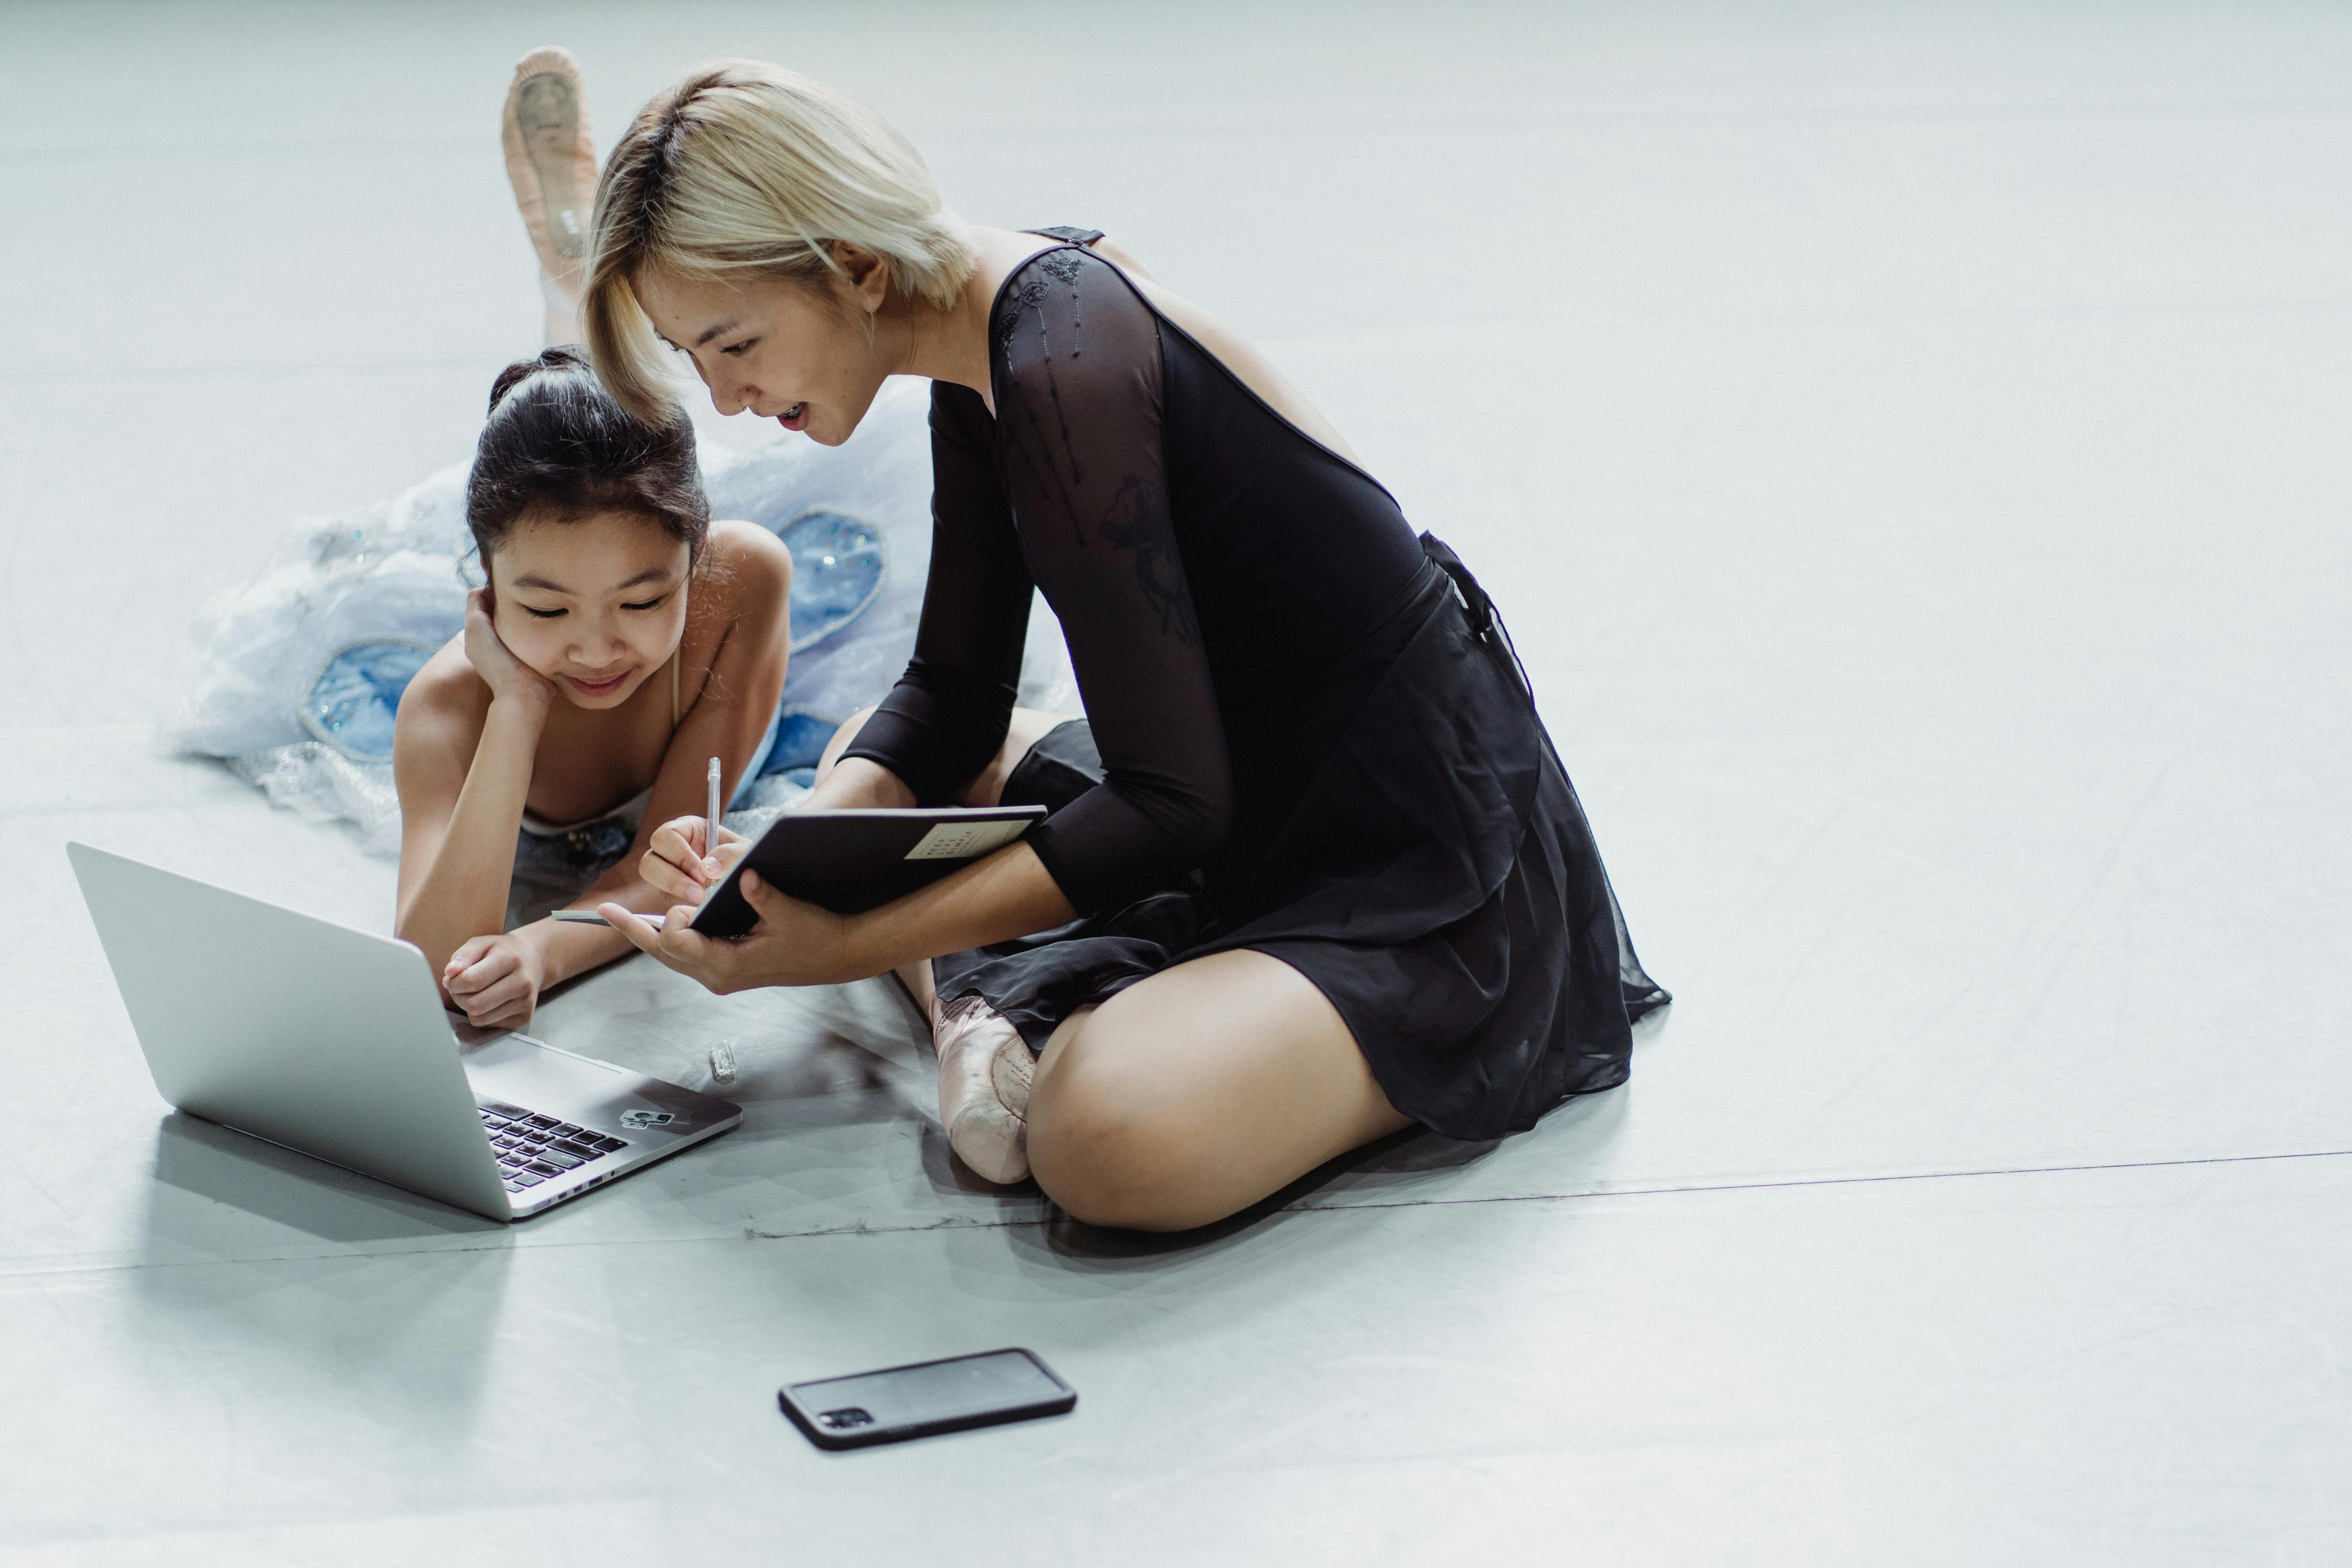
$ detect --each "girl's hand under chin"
[463,587,557,713]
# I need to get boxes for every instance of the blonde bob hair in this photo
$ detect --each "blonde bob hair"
[583,60,977,424]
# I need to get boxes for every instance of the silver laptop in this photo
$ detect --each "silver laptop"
[69,842,740,1222]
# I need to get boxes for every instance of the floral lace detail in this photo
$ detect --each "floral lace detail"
[1100,474,1200,646]
[1038,250,1086,357]
[995,256,1088,493]
[993,284,1035,352]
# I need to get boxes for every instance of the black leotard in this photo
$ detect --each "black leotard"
[847,237,1665,1140]
[849,240,1427,914]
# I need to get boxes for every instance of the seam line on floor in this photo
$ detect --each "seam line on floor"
[16,1144,2347,1278]
[1282,1144,2352,1215]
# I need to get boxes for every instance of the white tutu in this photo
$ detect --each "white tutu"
[168,378,1079,858]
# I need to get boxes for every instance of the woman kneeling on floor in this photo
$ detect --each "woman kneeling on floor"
[588,59,1667,1231]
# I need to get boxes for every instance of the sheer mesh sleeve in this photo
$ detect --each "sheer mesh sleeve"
[992,249,1231,914]
[841,383,1033,805]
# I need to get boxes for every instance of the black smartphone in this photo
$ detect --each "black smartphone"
[779,1347,1076,1451]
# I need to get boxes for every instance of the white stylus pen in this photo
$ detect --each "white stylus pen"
[553,909,665,930]
[551,759,721,934]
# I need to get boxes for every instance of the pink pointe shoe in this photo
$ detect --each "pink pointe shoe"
[931,995,1033,1184]
[500,47,599,338]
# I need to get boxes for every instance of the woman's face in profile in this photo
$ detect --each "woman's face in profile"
[637,264,891,448]
[487,510,692,709]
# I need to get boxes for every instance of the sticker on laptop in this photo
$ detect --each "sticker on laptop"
[904,819,1032,861]
[620,1108,676,1129]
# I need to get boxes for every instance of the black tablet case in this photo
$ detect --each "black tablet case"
[687,806,1048,937]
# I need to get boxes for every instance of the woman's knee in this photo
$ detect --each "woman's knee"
[1029,1116,1203,1232]
[813,705,880,783]
[951,707,1073,810]
[1027,1046,1213,1232]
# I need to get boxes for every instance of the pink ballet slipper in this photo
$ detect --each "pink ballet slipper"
[931,995,1033,1184]
[501,47,598,338]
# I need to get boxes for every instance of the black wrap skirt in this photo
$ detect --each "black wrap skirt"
[934,534,1668,1142]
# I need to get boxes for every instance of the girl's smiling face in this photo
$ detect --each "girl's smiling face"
[487,509,692,709]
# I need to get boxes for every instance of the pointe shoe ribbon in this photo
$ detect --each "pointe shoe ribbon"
[933,995,1033,1185]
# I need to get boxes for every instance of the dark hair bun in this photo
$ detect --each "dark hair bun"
[486,343,593,414]
[467,350,709,563]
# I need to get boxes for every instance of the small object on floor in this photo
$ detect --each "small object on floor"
[932,995,1032,1184]
[779,1348,1075,1450]
[709,1040,737,1087]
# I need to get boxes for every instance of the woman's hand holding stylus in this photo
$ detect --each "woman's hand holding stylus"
[599,870,861,990]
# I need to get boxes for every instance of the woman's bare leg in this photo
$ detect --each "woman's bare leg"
[811,704,1072,810]
[811,703,881,789]
[947,708,1075,811]
[1027,949,1415,1231]
[809,704,1409,1217]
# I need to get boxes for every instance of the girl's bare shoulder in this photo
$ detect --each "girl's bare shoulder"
[392,634,491,759]
[699,519,794,620]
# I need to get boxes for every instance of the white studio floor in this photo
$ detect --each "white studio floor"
[5,2,2349,1563]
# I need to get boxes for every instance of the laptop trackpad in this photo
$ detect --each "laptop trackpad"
[459,1030,627,1114]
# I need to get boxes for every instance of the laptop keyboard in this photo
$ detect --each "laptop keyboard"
[477,1101,631,1194]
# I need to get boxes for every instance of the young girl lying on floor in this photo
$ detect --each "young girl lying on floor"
[393,346,793,1029]
[171,48,1075,1029]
